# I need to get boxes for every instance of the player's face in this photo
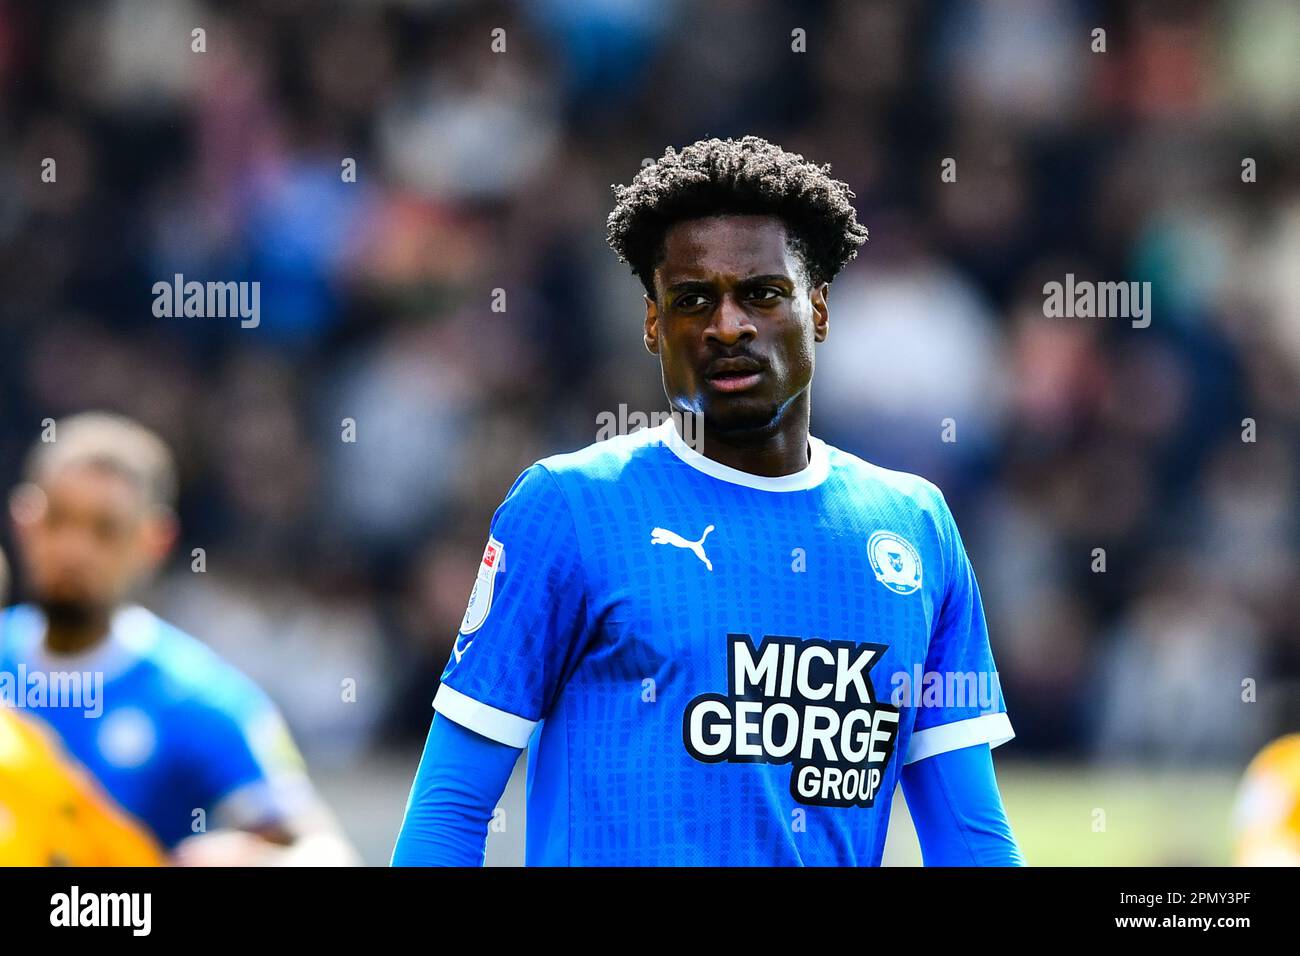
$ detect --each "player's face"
[644,214,829,436]
[10,465,175,622]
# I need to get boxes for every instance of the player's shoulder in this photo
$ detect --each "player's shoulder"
[542,423,667,474]
[513,424,672,497]
[504,425,957,527]
[0,602,272,725]
[821,440,952,519]
[0,603,40,659]
[124,607,272,719]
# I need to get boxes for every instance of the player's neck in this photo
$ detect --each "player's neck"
[698,401,813,478]
[43,612,114,657]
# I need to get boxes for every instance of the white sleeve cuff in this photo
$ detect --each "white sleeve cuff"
[433,683,537,749]
[904,712,1015,765]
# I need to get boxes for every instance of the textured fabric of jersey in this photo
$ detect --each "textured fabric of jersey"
[434,421,1014,865]
[0,604,313,849]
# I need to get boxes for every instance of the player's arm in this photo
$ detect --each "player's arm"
[391,464,589,865]
[171,803,358,866]
[901,483,1021,866]
[170,697,360,866]
[901,743,1024,866]
[391,712,520,866]
[191,794,359,867]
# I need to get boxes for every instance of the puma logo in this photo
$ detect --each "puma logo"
[650,524,715,571]
[452,634,473,662]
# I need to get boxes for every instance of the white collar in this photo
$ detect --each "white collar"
[654,418,830,492]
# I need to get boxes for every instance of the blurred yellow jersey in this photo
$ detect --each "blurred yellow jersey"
[1233,734,1300,866]
[0,707,165,866]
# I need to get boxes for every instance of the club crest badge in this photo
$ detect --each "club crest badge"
[866,530,922,595]
[460,535,504,635]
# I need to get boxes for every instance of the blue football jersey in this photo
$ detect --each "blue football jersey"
[436,420,1014,865]
[0,604,313,848]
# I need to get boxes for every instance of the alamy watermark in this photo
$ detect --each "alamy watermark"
[50,886,151,936]
[596,405,704,452]
[152,273,260,328]
[1043,273,1151,328]
[888,665,1004,714]
[0,665,103,718]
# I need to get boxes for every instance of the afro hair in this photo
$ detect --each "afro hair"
[606,135,868,299]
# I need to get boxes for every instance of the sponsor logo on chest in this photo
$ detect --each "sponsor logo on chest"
[683,634,900,808]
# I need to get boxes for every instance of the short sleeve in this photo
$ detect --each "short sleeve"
[904,489,1014,765]
[433,464,588,748]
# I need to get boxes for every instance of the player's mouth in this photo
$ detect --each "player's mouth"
[704,358,764,393]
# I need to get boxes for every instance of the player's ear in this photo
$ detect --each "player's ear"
[139,508,179,568]
[9,482,46,538]
[643,293,660,355]
[811,281,829,343]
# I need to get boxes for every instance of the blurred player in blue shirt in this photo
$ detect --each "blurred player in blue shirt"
[1,412,356,865]
[394,136,1024,866]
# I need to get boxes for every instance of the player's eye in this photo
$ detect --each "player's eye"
[749,287,782,302]
[674,293,710,311]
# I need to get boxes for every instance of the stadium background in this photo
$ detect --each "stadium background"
[2,0,1298,864]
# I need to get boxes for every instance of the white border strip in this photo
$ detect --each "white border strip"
[904,712,1015,765]
[657,420,830,492]
[433,683,537,749]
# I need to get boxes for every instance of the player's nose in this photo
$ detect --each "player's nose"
[705,294,756,346]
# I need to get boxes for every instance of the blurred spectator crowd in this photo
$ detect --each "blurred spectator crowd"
[1,0,1298,770]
